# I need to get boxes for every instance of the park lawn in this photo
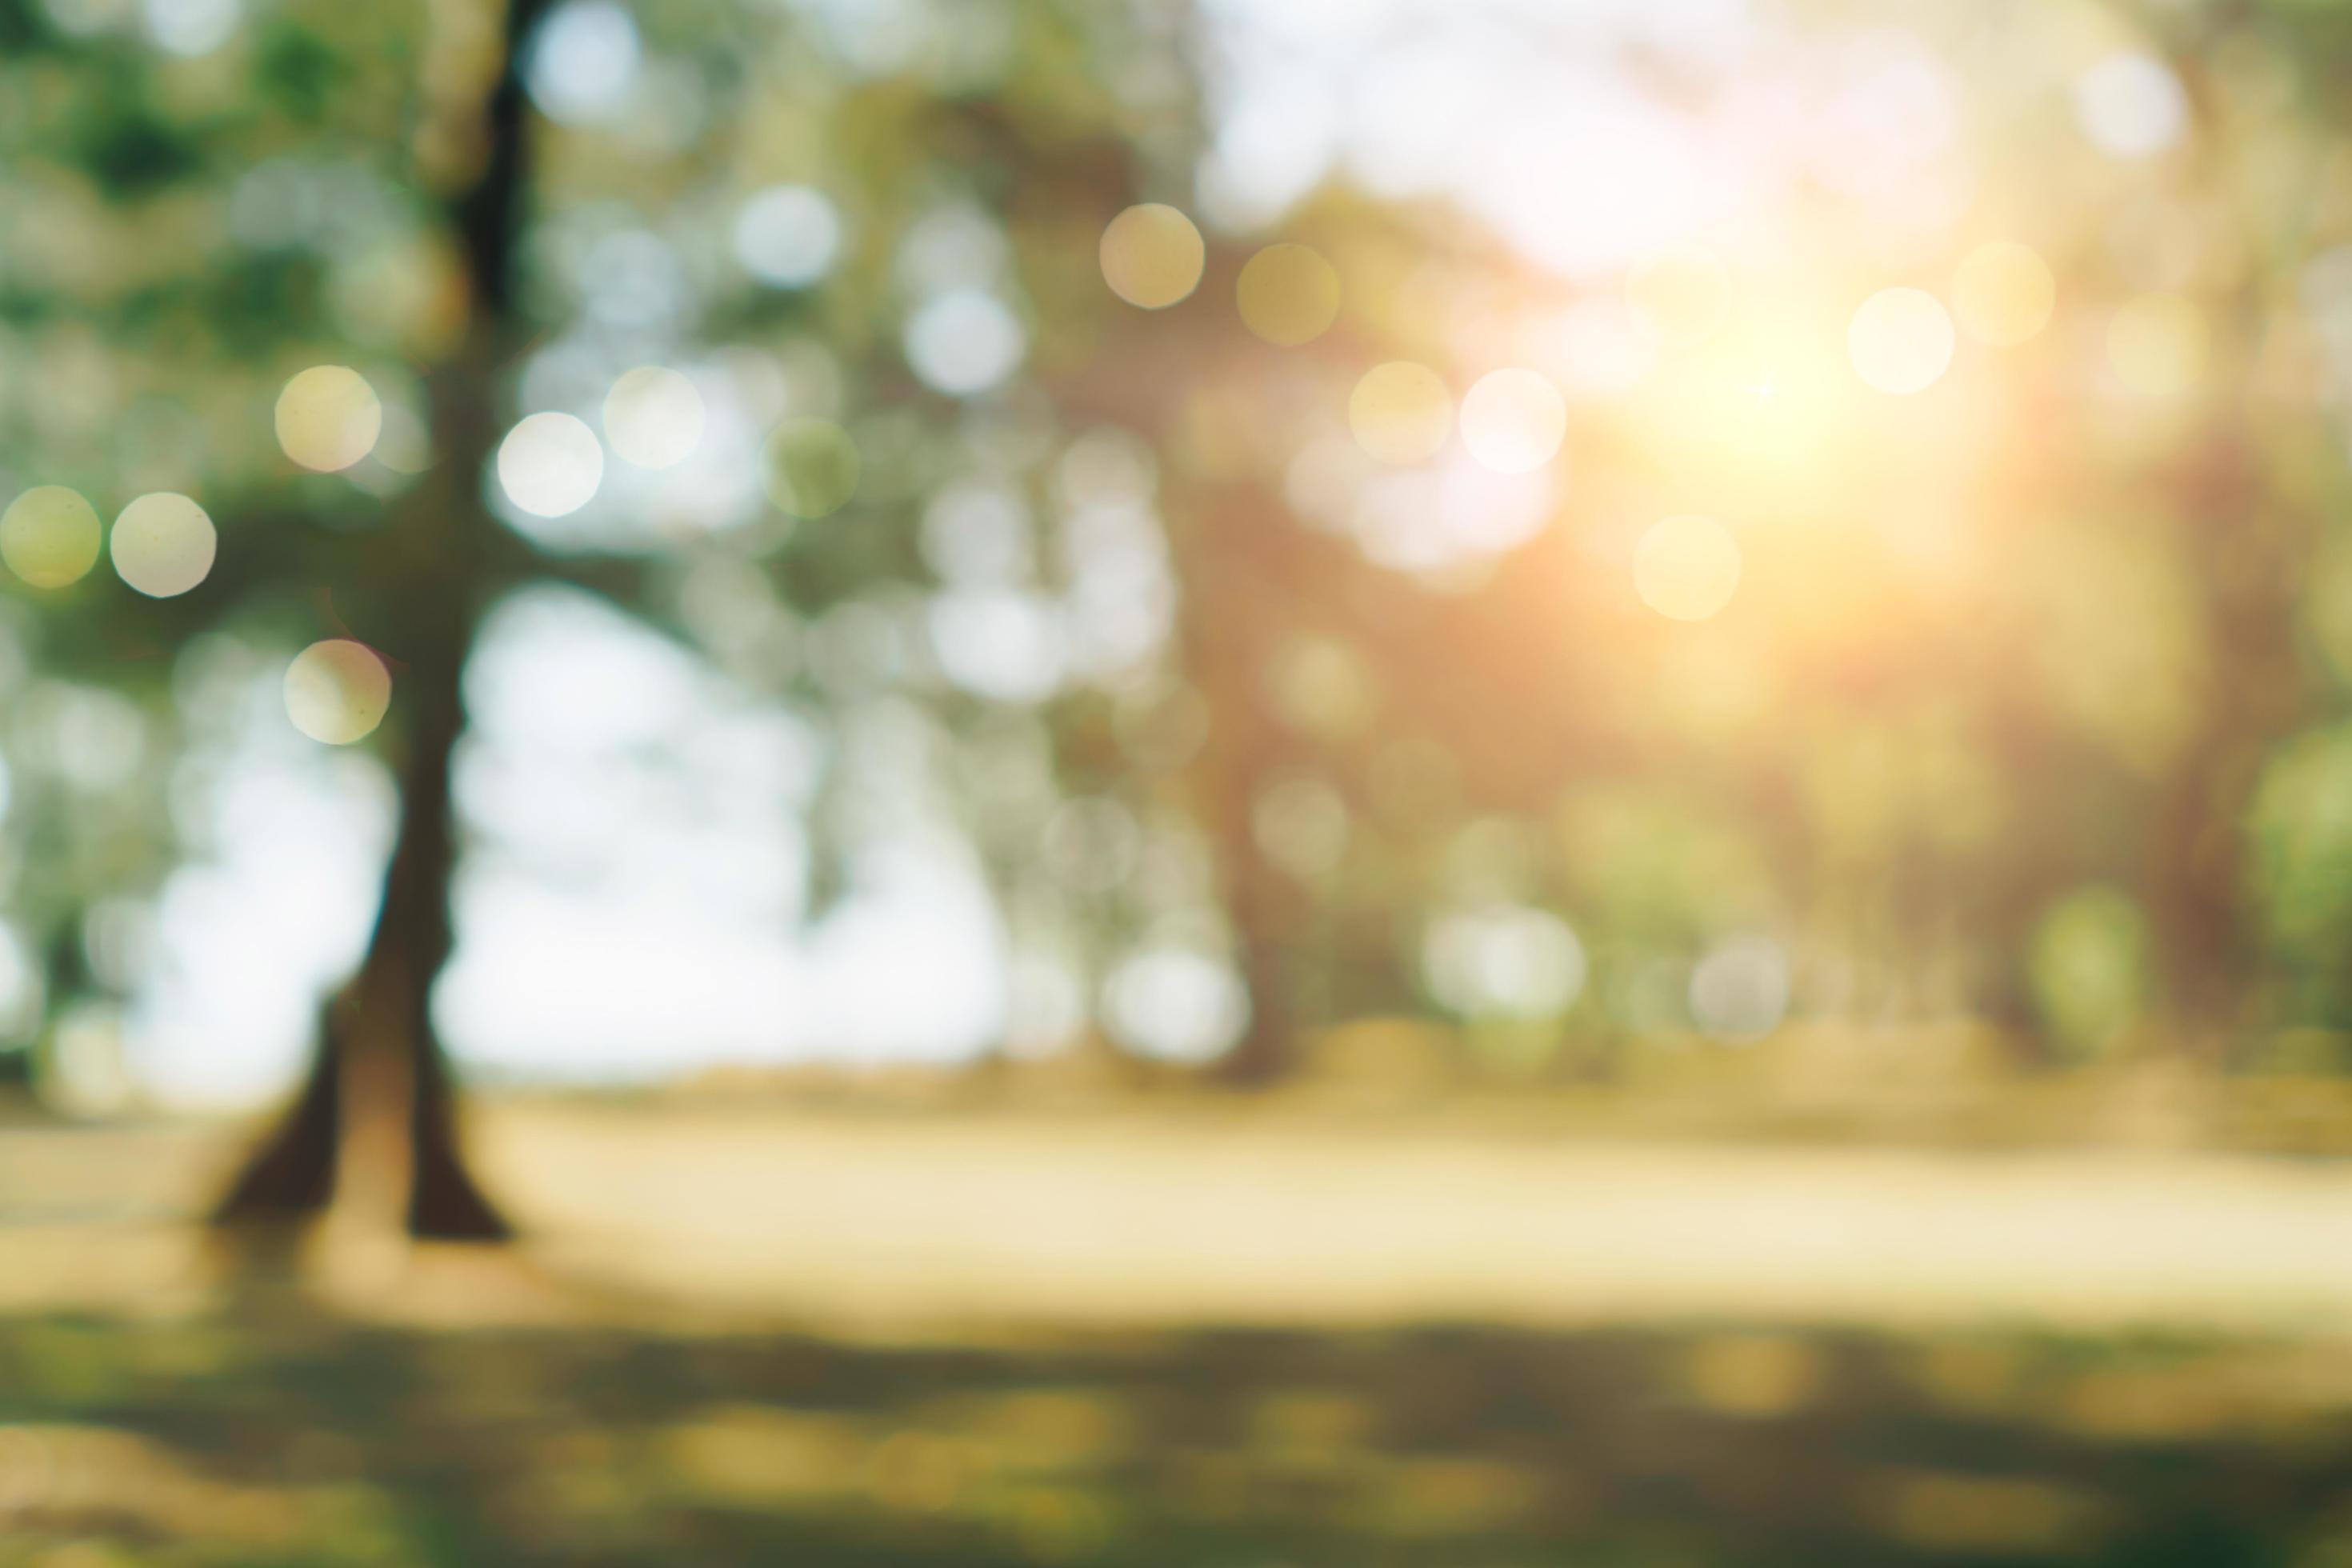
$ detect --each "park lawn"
[8,1103,2352,1562]
[5,1291,2352,1563]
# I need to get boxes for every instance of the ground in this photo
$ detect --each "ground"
[5,1099,2352,1564]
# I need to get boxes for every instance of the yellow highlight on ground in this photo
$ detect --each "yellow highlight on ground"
[1953,241,2056,347]
[1,486,102,589]
[1349,362,1454,465]
[1237,243,1340,346]
[1099,204,1205,310]
[284,639,392,745]
[275,366,382,473]
[1635,515,1742,622]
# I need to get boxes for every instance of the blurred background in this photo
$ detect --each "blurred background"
[12,0,2352,1560]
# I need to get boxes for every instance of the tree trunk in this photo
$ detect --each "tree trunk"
[1215,832,1299,1087]
[214,0,548,1240]
[214,588,506,1240]
[1182,497,1303,1088]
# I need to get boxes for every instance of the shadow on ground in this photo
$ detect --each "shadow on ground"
[3,1298,2351,1566]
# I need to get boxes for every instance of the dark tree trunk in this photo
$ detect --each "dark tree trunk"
[214,0,549,1240]
[1181,495,1304,1088]
[2141,426,2309,1067]
[1219,933,1296,1086]
[214,586,506,1239]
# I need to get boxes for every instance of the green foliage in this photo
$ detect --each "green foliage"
[2030,886,2149,1060]
[2,1307,2350,1565]
[17,0,2352,1085]
[2249,722,2352,1021]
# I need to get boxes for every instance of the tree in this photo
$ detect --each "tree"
[1,0,1218,1235]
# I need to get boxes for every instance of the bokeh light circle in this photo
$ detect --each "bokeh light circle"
[904,290,1026,396]
[110,492,217,598]
[525,0,640,126]
[1,487,102,590]
[275,366,382,473]
[1635,515,1742,622]
[1690,936,1791,1043]
[2075,54,2187,159]
[1237,243,1341,346]
[1099,204,1206,310]
[732,185,842,289]
[1952,241,2056,347]
[498,411,605,517]
[762,418,861,518]
[602,366,704,470]
[284,639,392,745]
[1847,287,1955,394]
[1349,362,1454,465]
[1459,368,1567,474]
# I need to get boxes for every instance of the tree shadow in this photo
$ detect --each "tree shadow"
[0,1298,2345,1566]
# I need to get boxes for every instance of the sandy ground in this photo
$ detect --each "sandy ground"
[6,1103,2352,1334]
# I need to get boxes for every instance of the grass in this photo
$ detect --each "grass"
[6,1306,2352,1565]
[10,1098,2352,1563]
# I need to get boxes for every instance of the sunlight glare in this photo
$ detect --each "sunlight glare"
[1459,369,1566,474]
[1635,515,1742,622]
[1953,242,2056,347]
[1848,288,1955,394]
[1627,243,1731,346]
[2107,293,2206,396]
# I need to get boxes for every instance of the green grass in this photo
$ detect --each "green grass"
[2,1308,2350,1566]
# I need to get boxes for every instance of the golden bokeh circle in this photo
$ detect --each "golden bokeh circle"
[1348,362,1454,466]
[1099,204,1206,310]
[274,366,383,473]
[1237,243,1341,346]
[1,486,102,590]
[284,639,393,745]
